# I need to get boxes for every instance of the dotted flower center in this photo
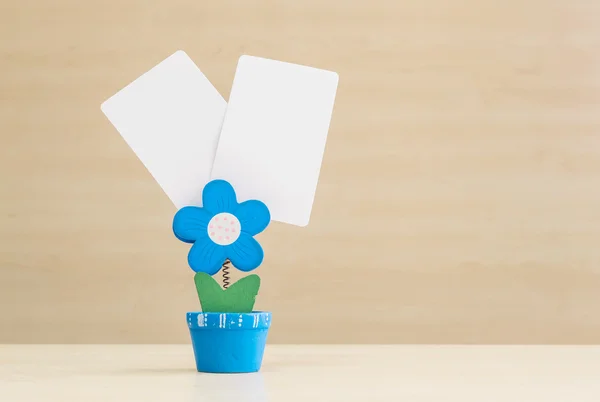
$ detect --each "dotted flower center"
[207,213,241,246]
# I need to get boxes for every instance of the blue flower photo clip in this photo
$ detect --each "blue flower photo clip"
[173,179,271,313]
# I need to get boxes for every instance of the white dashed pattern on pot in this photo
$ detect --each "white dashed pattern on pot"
[207,213,241,246]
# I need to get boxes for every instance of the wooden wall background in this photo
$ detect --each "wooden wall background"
[1,0,600,343]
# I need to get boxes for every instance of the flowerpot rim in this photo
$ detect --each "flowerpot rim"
[187,311,271,330]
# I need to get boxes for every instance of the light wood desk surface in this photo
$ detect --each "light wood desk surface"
[1,345,599,401]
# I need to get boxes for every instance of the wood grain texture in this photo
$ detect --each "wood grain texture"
[1,0,600,343]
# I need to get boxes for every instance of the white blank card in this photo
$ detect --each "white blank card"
[211,55,339,226]
[101,50,227,208]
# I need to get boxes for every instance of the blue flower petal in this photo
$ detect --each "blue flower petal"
[226,233,264,272]
[187,237,227,275]
[234,200,271,236]
[173,206,213,243]
[202,179,238,214]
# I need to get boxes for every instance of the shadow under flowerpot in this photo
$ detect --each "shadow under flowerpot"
[186,311,271,373]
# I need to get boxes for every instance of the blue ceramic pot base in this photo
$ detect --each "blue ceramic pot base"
[187,311,271,373]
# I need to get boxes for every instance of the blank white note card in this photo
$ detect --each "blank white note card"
[101,50,227,208]
[211,55,339,226]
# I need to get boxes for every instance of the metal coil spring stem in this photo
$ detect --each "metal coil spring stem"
[222,259,231,289]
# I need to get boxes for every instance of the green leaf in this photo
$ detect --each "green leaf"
[194,272,261,313]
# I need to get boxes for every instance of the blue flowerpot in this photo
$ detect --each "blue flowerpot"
[187,311,271,373]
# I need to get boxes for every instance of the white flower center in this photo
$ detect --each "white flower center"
[207,213,241,246]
